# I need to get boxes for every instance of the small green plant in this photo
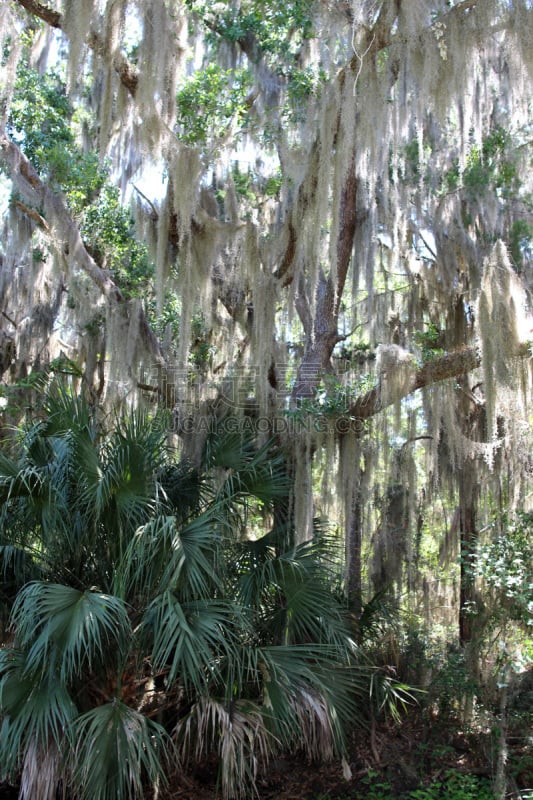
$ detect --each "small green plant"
[413,323,445,363]
[426,647,479,720]
[231,164,257,204]
[284,66,326,122]
[32,247,47,263]
[469,513,533,630]
[189,311,215,370]
[309,769,495,800]
[409,770,494,800]
[263,169,283,197]
[509,218,533,271]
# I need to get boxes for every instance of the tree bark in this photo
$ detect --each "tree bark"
[291,159,359,403]
[0,132,166,376]
[458,471,478,646]
[346,484,363,615]
[14,0,139,96]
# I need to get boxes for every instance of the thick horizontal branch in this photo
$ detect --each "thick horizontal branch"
[344,339,531,425]
[348,346,482,421]
[12,200,48,229]
[1,131,123,301]
[0,131,165,364]
[14,0,61,28]
[14,0,139,96]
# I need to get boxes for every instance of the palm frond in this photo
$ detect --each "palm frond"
[369,669,420,723]
[146,592,243,693]
[0,650,77,775]
[290,685,336,761]
[204,431,254,471]
[42,383,93,436]
[157,460,206,521]
[74,411,168,537]
[357,589,400,644]
[69,700,171,800]
[0,544,38,589]
[0,461,45,504]
[225,444,289,507]
[91,445,153,528]
[161,510,224,598]
[237,537,352,650]
[121,515,179,600]
[212,436,289,510]
[11,582,131,682]
[19,737,62,800]
[176,696,274,800]
[258,644,363,754]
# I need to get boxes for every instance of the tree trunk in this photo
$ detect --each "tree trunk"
[346,485,363,615]
[458,470,478,647]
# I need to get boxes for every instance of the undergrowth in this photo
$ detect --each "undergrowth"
[312,769,496,800]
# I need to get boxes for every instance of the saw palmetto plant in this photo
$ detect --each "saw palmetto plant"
[0,384,409,799]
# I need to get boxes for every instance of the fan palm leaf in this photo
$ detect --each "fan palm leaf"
[0,650,77,777]
[19,737,62,800]
[176,696,274,800]
[146,592,244,693]
[121,515,179,601]
[258,644,364,755]
[69,700,171,800]
[161,509,225,598]
[237,535,353,650]
[158,460,206,521]
[11,582,131,682]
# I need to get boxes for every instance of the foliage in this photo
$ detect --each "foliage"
[183,0,324,127]
[414,323,445,363]
[286,373,375,425]
[7,62,107,213]
[425,647,480,720]
[284,65,326,122]
[189,311,215,370]
[408,770,494,800]
[438,125,532,258]
[6,62,154,300]
[185,0,314,63]
[176,64,252,146]
[509,218,533,271]
[81,184,154,297]
[470,513,533,630]
[440,126,519,198]
[312,769,495,800]
[0,382,407,799]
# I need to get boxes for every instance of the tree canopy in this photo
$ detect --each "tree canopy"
[0,1,532,797]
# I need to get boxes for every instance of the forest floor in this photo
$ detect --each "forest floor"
[0,705,531,799]
[160,706,533,800]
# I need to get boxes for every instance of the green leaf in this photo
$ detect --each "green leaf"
[146,592,243,693]
[11,582,131,682]
[0,650,77,770]
[69,701,171,800]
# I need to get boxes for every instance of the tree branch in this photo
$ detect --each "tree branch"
[14,0,61,28]
[12,200,48,229]
[13,0,139,97]
[0,130,165,365]
[348,346,483,421]
[348,0,480,69]
[1,131,122,301]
